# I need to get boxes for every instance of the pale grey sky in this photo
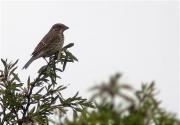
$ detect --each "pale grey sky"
[0,0,179,115]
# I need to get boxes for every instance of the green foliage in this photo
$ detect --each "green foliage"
[0,43,94,125]
[64,74,180,125]
[0,43,179,125]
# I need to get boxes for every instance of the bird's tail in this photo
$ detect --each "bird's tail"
[23,57,35,69]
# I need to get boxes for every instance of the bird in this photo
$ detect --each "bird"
[23,23,69,69]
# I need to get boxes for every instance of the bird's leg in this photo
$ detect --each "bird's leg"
[43,57,48,64]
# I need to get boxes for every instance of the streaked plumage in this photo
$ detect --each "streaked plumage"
[23,23,69,69]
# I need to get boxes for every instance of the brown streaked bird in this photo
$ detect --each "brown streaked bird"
[23,23,69,69]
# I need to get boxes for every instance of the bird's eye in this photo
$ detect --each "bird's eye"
[54,28,59,31]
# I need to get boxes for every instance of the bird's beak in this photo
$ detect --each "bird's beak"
[64,26,69,30]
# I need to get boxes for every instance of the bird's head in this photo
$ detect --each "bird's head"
[51,23,69,33]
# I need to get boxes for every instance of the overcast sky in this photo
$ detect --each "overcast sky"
[0,0,179,115]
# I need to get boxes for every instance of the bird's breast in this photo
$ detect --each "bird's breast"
[58,33,64,42]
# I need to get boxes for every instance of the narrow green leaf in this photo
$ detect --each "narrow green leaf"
[29,106,36,114]
[10,59,19,69]
[1,59,7,68]
[9,67,17,76]
[63,43,74,50]
[66,51,78,62]
[12,73,20,82]
[36,87,44,94]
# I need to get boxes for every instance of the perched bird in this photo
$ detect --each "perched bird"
[23,23,69,69]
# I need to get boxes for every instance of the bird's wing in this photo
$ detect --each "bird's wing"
[32,31,57,56]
